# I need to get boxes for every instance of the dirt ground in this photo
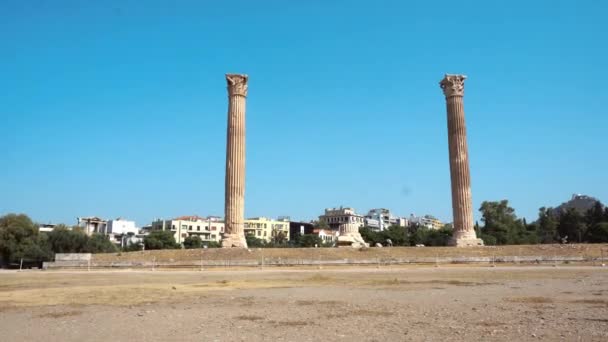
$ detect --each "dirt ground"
[1,266,607,341]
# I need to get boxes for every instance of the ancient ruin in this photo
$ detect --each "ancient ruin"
[440,74,484,247]
[222,74,249,248]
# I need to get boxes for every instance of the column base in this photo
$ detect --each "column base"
[221,234,248,248]
[337,233,369,248]
[448,237,484,247]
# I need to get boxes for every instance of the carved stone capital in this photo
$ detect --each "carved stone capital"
[440,74,466,98]
[226,74,248,97]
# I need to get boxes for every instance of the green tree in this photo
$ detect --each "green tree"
[47,226,89,253]
[557,208,587,243]
[0,214,52,264]
[272,231,287,245]
[297,234,323,247]
[585,222,608,243]
[359,227,383,246]
[84,233,118,253]
[203,241,221,248]
[245,234,265,248]
[479,233,497,246]
[183,235,202,249]
[144,231,181,250]
[585,201,605,227]
[479,200,526,245]
[537,207,558,243]
[383,225,407,246]
[409,226,453,246]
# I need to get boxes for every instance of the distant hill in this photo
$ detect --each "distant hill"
[551,194,603,215]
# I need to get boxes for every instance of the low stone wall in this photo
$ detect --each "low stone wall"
[43,255,602,270]
[55,253,92,261]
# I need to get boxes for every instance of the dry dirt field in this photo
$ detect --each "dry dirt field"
[1,266,607,341]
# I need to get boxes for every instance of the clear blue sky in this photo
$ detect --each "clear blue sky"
[1,0,607,226]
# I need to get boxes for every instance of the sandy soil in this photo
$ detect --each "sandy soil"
[1,266,607,341]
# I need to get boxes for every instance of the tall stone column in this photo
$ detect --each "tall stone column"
[440,74,483,247]
[222,74,248,248]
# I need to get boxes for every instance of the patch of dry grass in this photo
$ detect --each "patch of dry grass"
[506,296,554,304]
[271,320,309,326]
[295,300,341,306]
[351,309,394,317]
[236,315,264,321]
[570,299,608,306]
[367,278,488,287]
[37,310,82,319]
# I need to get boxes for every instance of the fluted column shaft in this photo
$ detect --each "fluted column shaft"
[440,74,482,246]
[223,74,248,248]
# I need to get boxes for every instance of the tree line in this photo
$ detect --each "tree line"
[355,199,608,247]
[478,200,608,245]
[1,198,607,264]
[0,214,118,266]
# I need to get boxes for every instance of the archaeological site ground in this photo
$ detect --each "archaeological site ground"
[2,245,607,341]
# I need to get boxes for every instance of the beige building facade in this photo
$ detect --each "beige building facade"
[151,216,224,245]
[244,217,290,243]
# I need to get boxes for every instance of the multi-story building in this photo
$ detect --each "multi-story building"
[244,217,290,243]
[106,218,138,235]
[409,214,444,230]
[289,221,315,242]
[364,208,408,231]
[105,218,139,245]
[77,216,107,235]
[151,215,224,245]
[319,207,365,231]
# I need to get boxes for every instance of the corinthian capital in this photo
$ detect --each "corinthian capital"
[440,74,466,98]
[226,74,248,97]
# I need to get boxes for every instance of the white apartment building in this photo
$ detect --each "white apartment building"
[364,208,408,231]
[151,215,224,244]
[106,218,138,235]
[105,218,139,244]
[409,214,444,230]
[313,228,338,244]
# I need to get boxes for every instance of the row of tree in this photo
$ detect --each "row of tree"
[354,199,608,247]
[0,214,117,265]
[2,199,607,263]
[479,200,608,245]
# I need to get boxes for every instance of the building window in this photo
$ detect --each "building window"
[211,226,216,231]
[197,227,200,231]
[257,230,261,236]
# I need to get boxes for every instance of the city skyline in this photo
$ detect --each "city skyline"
[1,1,607,226]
